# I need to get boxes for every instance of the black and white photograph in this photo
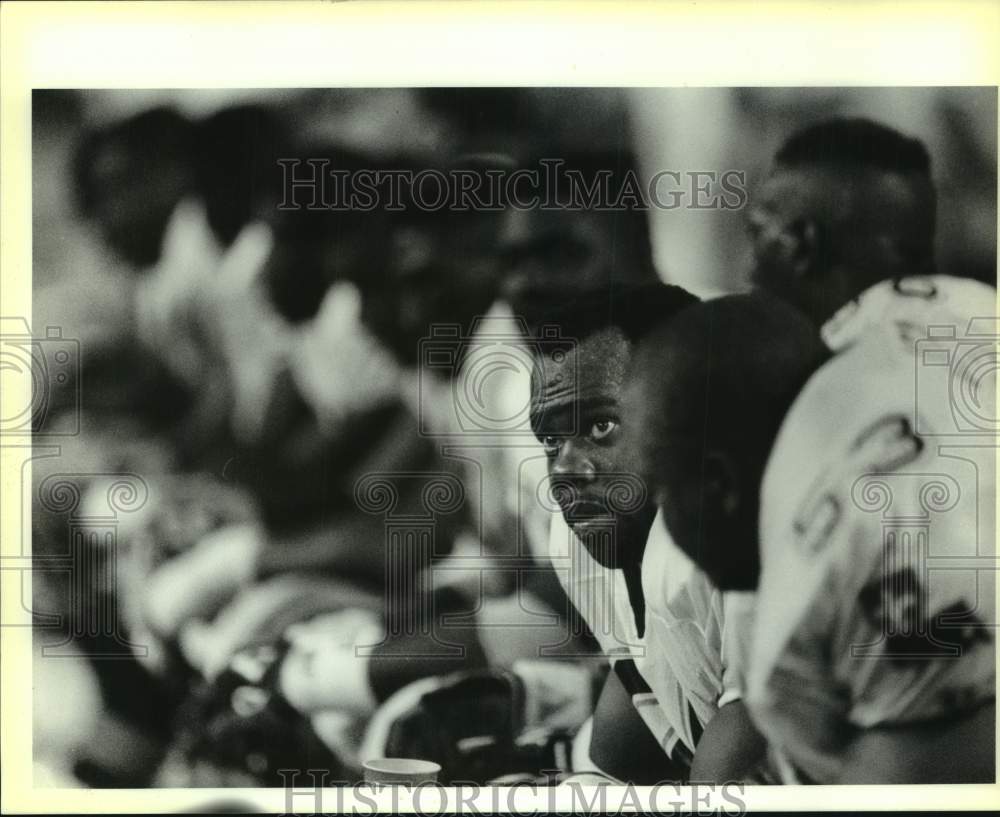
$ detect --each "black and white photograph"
[2,4,999,816]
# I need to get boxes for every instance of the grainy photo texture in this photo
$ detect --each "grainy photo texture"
[21,87,998,797]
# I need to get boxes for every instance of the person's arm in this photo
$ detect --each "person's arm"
[691,591,767,783]
[366,586,489,703]
[588,670,686,784]
[689,700,767,784]
[835,701,995,784]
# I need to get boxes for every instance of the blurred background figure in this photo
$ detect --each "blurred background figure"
[631,86,997,296]
[29,86,996,788]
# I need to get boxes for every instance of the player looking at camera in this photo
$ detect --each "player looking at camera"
[525,281,767,783]
[627,293,995,783]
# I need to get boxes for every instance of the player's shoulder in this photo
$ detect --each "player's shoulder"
[762,329,911,528]
[822,274,997,351]
[755,275,996,691]
[640,509,719,622]
[769,274,996,539]
[822,274,997,353]
[754,327,914,666]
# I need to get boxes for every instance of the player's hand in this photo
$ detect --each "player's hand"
[142,523,261,641]
[135,199,222,387]
[205,219,291,446]
[277,609,382,717]
[291,281,403,434]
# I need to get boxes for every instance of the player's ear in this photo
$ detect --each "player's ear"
[784,217,826,279]
[878,231,936,277]
[701,449,741,519]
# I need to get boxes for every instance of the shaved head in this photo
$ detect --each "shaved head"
[624,294,829,589]
[749,118,937,325]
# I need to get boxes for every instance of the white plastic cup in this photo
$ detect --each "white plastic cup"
[362,757,441,787]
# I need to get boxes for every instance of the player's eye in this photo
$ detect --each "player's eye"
[540,435,562,456]
[590,419,618,441]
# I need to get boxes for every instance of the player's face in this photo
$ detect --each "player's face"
[746,169,802,299]
[90,140,194,269]
[749,163,936,325]
[746,166,854,326]
[382,206,504,364]
[530,328,654,566]
[500,207,635,304]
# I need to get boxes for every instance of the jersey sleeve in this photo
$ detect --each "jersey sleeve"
[746,540,854,783]
[751,325,997,782]
[718,591,756,708]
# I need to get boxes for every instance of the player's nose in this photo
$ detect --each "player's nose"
[552,440,596,483]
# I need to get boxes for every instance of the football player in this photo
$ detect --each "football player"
[528,281,767,782]
[627,293,995,783]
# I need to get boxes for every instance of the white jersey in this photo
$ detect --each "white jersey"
[820,274,993,354]
[549,509,745,760]
[749,274,997,783]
